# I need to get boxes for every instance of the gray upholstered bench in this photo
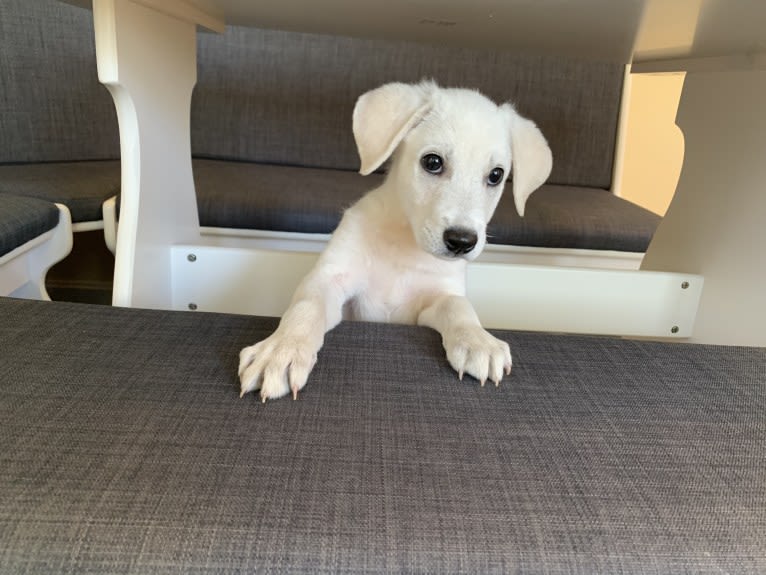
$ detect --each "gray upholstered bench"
[0,0,121,241]
[0,160,121,231]
[113,158,658,256]
[0,194,72,298]
[190,159,659,254]
[186,25,661,265]
[1,296,764,572]
[2,0,660,270]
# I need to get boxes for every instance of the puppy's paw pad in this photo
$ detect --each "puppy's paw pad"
[444,327,512,387]
[238,334,318,402]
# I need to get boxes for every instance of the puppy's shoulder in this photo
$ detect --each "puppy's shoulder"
[337,186,387,227]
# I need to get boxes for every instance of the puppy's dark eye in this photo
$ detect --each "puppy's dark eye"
[421,153,444,175]
[487,167,505,186]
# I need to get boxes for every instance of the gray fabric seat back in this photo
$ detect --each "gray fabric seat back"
[0,0,120,164]
[193,27,625,189]
[2,0,624,192]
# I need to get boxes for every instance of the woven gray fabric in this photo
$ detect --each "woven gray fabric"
[0,160,120,223]
[193,26,624,189]
[192,158,383,233]
[490,184,661,251]
[1,297,764,573]
[191,159,659,252]
[1,1,622,187]
[0,0,120,163]
[0,194,60,257]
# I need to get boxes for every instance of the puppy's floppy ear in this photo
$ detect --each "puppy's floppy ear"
[353,82,434,175]
[503,104,553,217]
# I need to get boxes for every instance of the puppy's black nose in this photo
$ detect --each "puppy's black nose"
[443,227,478,255]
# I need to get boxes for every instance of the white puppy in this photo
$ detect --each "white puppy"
[239,81,552,402]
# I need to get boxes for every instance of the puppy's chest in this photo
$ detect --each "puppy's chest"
[349,255,462,324]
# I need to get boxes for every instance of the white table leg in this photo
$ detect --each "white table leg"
[92,0,220,308]
[641,68,766,346]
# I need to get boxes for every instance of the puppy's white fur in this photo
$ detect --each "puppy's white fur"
[239,81,552,401]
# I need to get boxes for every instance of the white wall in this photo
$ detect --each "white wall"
[620,72,685,216]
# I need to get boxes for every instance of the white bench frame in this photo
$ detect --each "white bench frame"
[0,204,73,300]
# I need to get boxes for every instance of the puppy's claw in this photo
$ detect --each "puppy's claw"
[292,385,299,401]
[480,379,486,388]
[458,369,464,381]
[261,396,267,404]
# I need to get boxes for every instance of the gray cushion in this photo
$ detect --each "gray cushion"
[0,194,60,257]
[0,0,120,163]
[1,1,646,250]
[2,2,633,249]
[490,184,661,252]
[0,161,120,223]
[192,159,660,252]
[1,2,622,189]
[193,26,624,189]
[1,297,764,573]
[193,158,382,233]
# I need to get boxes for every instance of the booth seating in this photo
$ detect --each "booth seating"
[184,25,660,262]
[0,1,121,235]
[0,194,71,299]
[2,0,660,268]
[0,161,120,232]
[1,296,764,572]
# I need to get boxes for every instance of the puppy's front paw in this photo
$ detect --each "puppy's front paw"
[238,332,318,402]
[443,326,512,387]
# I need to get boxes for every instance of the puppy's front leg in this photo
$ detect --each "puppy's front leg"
[419,294,512,386]
[239,273,347,402]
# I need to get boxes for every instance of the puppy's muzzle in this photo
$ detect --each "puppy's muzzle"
[443,227,478,256]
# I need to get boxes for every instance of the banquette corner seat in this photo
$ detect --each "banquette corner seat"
[1,0,660,269]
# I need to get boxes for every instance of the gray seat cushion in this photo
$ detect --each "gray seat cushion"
[490,184,661,252]
[0,194,60,257]
[192,159,660,252]
[0,160,120,223]
[1,297,765,572]
[193,158,382,233]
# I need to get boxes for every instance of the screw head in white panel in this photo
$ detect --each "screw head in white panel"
[187,254,197,262]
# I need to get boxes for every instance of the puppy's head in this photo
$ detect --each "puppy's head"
[353,81,552,260]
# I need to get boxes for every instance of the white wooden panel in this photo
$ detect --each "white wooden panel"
[93,0,202,309]
[468,262,702,336]
[190,0,644,62]
[171,245,702,338]
[0,205,73,300]
[634,0,766,68]
[133,0,225,32]
[0,255,30,296]
[198,227,645,271]
[75,0,766,67]
[172,246,317,316]
[641,69,766,346]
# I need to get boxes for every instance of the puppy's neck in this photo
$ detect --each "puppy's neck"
[366,177,412,234]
